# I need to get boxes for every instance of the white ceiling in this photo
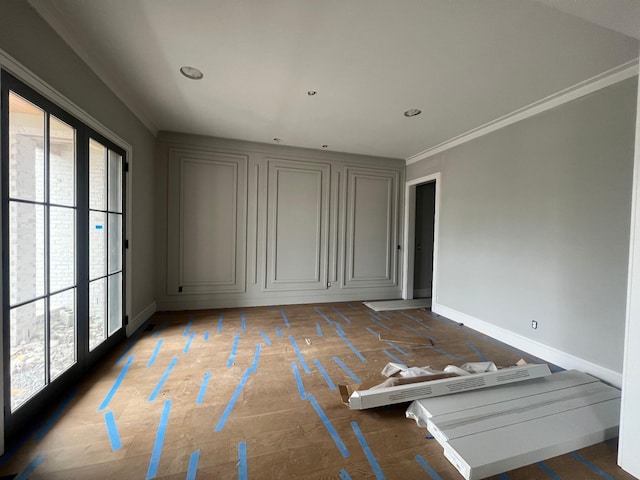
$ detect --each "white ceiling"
[29,0,639,160]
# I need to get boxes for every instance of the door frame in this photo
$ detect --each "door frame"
[402,173,440,300]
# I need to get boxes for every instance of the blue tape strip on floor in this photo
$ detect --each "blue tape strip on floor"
[104,411,122,451]
[238,441,248,480]
[314,358,336,390]
[116,329,142,364]
[184,331,196,353]
[401,324,438,343]
[351,421,385,480]
[536,461,562,480]
[333,357,361,383]
[276,325,283,338]
[332,306,352,323]
[427,346,466,362]
[315,307,337,327]
[147,339,163,367]
[498,474,511,480]
[250,343,262,371]
[415,454,442,480]
[401,311,434,330]
[289,335,311,373]
[14,454,45,480]
[570,452,614,480]
[183,319,193,337]
[217,313,223,333]
[316,322,323,337]
[204,331,209,340]
[227,333,241,367]
[259,330,272,346]
[336,330,366,362]
[241,312,246,332]
[339,469,352,480]
[151,319,169,338]
[149,357,178,402]
[308,393,349,458]
[196,371,211,404]
[187,449,200,480]
[347,302,357,310]
[99,355,134,411]
[369,314,390,331]
[146,399,171,480]
[36,388,79,439]
[281,309,291,328]
[291,361,307,400]
[366,327,379,338]
[386,341,408,356]
[466,341,489,362]
[214,368,252,432]
[383,349,404,364]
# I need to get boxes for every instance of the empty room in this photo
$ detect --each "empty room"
[1,1,640,479]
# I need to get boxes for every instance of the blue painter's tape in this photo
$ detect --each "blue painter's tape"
[314,307,336,327]
[289,335,311,373]
[427,346,466,362]
[250,343,262,372]
[401,324,438,343]
[151,319,169,338]
[196,371,211,404]
[184,331,196,353]
[147,339,163,367]
[217,313,223,333]
[291,362,307,400]
[227,333,240,367]
[336,331,366,362]
[415,454,442,480]
[316,322,323,337]
[332,306,352,324]
[314,358,336,391]
[149,357,178,402]
[241,312,246,332]
[146,399,171,480]
[369,314,390,331]
[366,327,379,338]
[351,421,385,479]
[37,388,78,439]
[569,452,614,480]
[276,325,283,338]
[386,341,408,357]
[347,302,357,310]
[204,331,209,341]
[466,341,489,362]
[96,224,103,229]
[183,319,193,337]
[215,369,251,431]
[259,330,272,346]
[14,454,45,480]
[104,411,122,451]
[308,394,349,458]
[339,469,352,480]
[536,462,561,480]
[238,441,248,480]
[187,450,200,480]
[333,357,361,384]
[383,349,404,364]
[281,309,291,328]
[401,311,434,330]
[99,355,134,411]
[498,474,511,480]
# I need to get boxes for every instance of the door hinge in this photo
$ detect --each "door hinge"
[125,239,129,249]
[124,315,129,326]
[124,162,130,173]
[178,286,183,293]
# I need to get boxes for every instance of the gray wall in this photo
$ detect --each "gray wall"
[0,0,157,330]
[156,133,405,310]
[408,78,638,373]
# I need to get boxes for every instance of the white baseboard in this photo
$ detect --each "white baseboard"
[432,302,623,388]
[127,301,157,336]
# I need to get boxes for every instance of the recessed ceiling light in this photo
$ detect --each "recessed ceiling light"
[180,66,204,80]
[307,90,317,96]
[322,145,328,148]
[273,138,282,143]
[404,108,422,117]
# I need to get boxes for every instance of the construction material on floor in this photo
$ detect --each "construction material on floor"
[406,369,620,480]
[363,298,432,311]
[340,362,551,409]
[378,331,434,345]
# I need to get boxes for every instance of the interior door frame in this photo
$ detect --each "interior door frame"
[402,173,440,300]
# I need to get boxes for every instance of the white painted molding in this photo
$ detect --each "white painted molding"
[407,59,639,165]
[432,302,623,388]
[128,302,157,336]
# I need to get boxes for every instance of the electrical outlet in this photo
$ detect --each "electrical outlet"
[531,320,538,330]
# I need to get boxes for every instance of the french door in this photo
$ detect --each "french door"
[1,71,126,440]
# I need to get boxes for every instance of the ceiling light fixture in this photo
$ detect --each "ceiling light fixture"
[180,66,204,80]
[404,108,422,117]
[322,145,328,148]
[307,90,317,96]
[273,138,282,143]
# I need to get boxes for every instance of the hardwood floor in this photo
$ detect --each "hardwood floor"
[0,302,634,479]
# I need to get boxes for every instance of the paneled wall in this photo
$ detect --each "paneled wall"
[156,133,404,310]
